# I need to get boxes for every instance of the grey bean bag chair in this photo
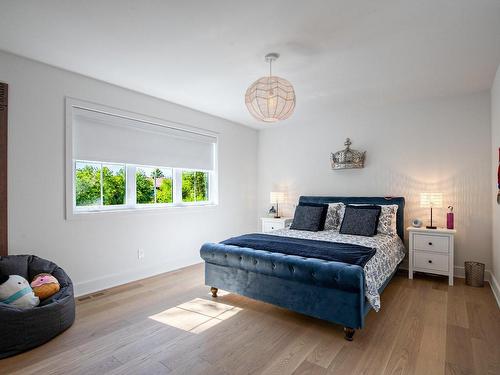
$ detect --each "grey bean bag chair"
[0,255,75,358]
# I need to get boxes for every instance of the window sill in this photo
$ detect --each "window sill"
[67,203,218,220]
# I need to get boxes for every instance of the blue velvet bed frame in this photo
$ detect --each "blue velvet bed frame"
[200,196,405,340]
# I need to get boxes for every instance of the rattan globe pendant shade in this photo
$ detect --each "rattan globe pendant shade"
[245,53,295,122]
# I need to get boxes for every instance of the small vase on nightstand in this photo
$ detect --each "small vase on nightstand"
[447,206,454,230]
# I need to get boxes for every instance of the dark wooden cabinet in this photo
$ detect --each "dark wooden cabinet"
[0,82,7,256]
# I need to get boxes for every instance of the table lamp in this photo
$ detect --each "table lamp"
[420,192,443,229]
[270,192,286,218]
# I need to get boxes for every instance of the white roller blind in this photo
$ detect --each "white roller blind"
[73,108,217,170]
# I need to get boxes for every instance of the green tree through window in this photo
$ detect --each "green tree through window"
[75,162,210,210]
[75,162,126,207]
[182,171,209,202]
[75,162,101,206]
[136,167,173,204]
[102,165,126,205]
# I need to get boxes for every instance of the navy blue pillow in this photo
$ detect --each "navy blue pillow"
[339,205,381,237]
[290,205,326,231]
[298,203,328,230]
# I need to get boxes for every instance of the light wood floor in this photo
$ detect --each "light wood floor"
[1,264,499,375]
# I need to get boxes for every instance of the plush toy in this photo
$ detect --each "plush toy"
[0,273,39,308]
[31,273,60,300]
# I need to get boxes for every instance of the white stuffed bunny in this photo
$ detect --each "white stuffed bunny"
[0,273,39,309]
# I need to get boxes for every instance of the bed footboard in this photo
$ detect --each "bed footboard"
[200,243,367,330]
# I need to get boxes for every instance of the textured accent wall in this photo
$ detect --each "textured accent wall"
[258,92,492,273]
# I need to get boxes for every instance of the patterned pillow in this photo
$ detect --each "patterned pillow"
[377,205,399,236]
[324,203,345,230]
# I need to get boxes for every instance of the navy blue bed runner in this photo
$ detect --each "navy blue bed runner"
[221,233,376,267]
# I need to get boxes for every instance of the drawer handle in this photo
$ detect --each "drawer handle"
[428,260,433,264]
[428,242,433,246]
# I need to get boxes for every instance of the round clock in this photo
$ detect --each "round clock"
[411,219,423,228]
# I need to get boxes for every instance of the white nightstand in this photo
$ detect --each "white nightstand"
[261,217,292,233]
[408,227,456,285]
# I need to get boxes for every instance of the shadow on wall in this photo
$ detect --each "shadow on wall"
[272,166,490,252]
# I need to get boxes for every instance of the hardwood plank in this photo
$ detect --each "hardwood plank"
[259,327,318,375]
[349,282,414,374]
[446,280,469,328]
[326,344,364,375]
[1,269,499,375]
[445,324,474,374]
[470,337,500,375]
[445,361,473,375]
[414,287,448,375]
[382,286,426,375]
[306,331,344,368]
[292,360,327,375]
[105,359,171,375]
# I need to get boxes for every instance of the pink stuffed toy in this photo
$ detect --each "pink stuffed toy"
[31,273,60,300]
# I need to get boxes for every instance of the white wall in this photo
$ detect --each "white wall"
[0,51,258,296]
[258,92,492,274]
[492,65,500,302]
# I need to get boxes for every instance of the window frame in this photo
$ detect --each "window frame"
[66,98,218,219]
[73,160,128,212]
[135,165,175,207]
[73,161,216,214]
[179,169,212,205]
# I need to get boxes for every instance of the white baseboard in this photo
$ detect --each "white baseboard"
[74,259,199,297]
[489,272,500,309]
[453,265,491,282]
[399,264,492,282]
[401,264,499,308]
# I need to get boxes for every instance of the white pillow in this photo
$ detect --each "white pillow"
[324,203,345,230]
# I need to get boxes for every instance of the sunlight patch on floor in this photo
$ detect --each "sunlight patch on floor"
[149,296,242,333]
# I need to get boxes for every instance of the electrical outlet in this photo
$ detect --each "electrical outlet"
[137,248,145,260]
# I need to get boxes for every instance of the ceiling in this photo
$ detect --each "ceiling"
[0,0,499,129]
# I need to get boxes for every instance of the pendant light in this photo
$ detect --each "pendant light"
[245,53,296,122]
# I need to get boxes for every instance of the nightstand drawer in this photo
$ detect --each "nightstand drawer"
[414,251,449,272]
[261,218,292,233]
[413,234,449,253]
[262,222,282,232]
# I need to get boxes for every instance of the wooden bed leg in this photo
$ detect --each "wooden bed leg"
[344,327,355,341]
[210,287,218,298]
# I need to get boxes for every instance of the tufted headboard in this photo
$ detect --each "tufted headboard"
[298,196,406,241]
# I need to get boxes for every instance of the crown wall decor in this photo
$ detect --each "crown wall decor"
[330,138,366,170]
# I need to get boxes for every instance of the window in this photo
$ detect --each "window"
[73,161,213,212]
[75,162,101,207]
[67,99,218,216]
[102,164,126,206]
[75,161,126,209]
[136,167,173,205]
[182,171,209,203]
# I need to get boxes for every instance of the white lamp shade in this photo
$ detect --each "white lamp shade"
[245,76,295,122]
[270,191,286,204]
[420,192,443,208]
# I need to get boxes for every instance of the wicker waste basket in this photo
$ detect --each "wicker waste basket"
[464,261,485,287]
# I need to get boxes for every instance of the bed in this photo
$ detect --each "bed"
[200,196,405,341]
